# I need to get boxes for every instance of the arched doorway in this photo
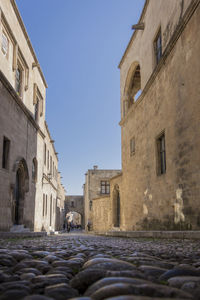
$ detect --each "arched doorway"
[12,158,29,225]
[113,185,120,227]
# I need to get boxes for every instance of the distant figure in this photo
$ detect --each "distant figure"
[87,222,91,231]
[63,222,66,231]
[67,221,71,233]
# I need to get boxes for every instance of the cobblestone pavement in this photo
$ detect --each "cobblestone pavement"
[1,233,200,300]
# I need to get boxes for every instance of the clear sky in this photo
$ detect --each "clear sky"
[16,0,145,195]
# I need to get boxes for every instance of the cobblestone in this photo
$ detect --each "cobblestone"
[0,233,200,299]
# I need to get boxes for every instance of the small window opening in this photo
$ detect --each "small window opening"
[2,136,10,169]
[154,29,162,64]
[157,132,166,175]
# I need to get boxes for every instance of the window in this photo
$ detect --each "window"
[157,132,166,175]
[44,143,46,165]
[50,195,52,226]
[50,156,52,174]
[47,151,49,169]
[1,31,8,56]
[15,66,22,96]
[71,201,74,208]
[43,194,45,217]
[34,98,39,122]
[101,181,110,194]
[32,158,37,182]
[154,29,162,64]
[2,137,10,169]
[45,195,48,216]
[130,137,135,156]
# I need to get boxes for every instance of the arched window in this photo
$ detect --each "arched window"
[128,65,141,108]
[32,158,37,182]
[123,63,142,117]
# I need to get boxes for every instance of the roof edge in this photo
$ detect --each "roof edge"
[118,0,149,69]
[11,0,48,88]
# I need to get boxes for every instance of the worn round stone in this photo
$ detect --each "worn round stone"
[23,295,54,300]
[160,267,200,281]
[20,272,36,280]
[168,275,200,288]
[17,267,42,276]
[45,283,79,300]
[138,265,167,278]
[84,277,151,296]
[70,269,107,293]
[90,283,193,300]
[105,297,185,300]
[0,289,29,299]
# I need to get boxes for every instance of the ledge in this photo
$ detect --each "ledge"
[0,231,47,239]
[96,230,200,240]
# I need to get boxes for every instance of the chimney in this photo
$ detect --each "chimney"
[93,165,98,170]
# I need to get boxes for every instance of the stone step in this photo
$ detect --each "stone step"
[10,225,30,233]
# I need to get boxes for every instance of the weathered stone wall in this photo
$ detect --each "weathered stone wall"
[119,1,200,230]
[34,123,58,233]
[93,195,111,233]
[84,168,121,230]
[0,72,37,231]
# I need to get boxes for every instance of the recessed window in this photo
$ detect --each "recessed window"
[32,158,37,182]
[45,195,48,216]
[44,143,46,165]
[101,181,110,194]
[156,132,166,175]
[128,65,141,108]
[130,137,135,156]
[16,66,23,96]
[2,136,10,169]
[1,31,8,56]
[43,194,45,217]
[34,97,39,122]
[154,29,162,65]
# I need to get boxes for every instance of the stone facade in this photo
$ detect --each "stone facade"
[65,195,84,227]
[0,0,65,232]
[116,0,200,231]
[84,166,121,231]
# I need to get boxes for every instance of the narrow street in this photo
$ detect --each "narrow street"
[0,233,200,299]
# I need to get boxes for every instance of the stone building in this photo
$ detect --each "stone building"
[56,172,66,231]
[84,166,121,231]
[65,195,84,228]
[0,0,65,232]
[93,0,200,232]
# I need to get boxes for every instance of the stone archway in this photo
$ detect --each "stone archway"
[12,158,29,225]
[113,184,120,227]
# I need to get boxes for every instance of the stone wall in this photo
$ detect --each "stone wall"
[0,71,37,231]
[93,195,111,233]
[119,0,200,230]
[84,167,121,230]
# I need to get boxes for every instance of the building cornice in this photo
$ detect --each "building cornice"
[42,173,58,191]
[44,121,58,160]
[110,172,123,181]
[118,0,149,69]
[10,0,48,88]
[120,0,200,127]
[0,70,45,139]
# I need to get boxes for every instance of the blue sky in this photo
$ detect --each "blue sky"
[16,0,145,195]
